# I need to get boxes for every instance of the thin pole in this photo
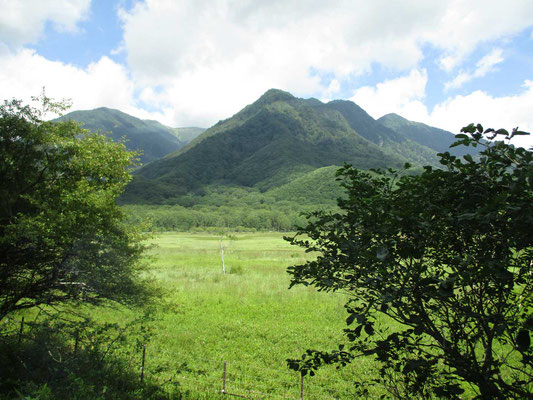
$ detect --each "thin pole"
[140,344,146,383]
[74,330,79,356]
[221,241,226,274]
[18,316,24,345]
[222,361,227,393]
[300,373,304,400]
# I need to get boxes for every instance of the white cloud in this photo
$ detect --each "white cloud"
[427,0,533,71]
[114,0,533,127]
[0,48,169,123]
[350,69,429,120]
[430,81,533,147]
[351,70,533,148]
[0,0,91,48]
[445,48,504,90]
[321,79,341,103]
[2,1,533,131]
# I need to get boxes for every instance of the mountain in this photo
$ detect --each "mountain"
[124,89,412,203]
[123,89,467,204]
[170,127,206,143]
[377,113,469,156]
[56,108,204,164]
[319,100,447,166]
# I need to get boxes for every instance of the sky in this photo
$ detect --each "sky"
[1,0,533,147]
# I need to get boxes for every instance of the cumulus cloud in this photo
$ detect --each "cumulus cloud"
[0,0,90,48]
[351,70,533,148]
[114,0,533,127]
[350,69,429,120]
[321,79,341,103]
[0,48,169,123]
[2,1,532,131]
[428,0,533,71]
[430,81,533,147]
[445,48,504,90]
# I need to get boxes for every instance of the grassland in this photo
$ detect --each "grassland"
[2,232,385,399]
[134,232,378,399]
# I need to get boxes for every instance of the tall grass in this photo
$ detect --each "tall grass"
[3,232,381,399]
[135,232,377,399]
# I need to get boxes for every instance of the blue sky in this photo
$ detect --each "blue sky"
[1,0,533,146]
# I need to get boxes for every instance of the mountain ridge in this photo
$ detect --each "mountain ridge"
[56,107,205,164]
[122,89,465,204]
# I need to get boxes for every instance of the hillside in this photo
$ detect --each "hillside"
[122,89,468,205]
[123,89,409,203]
[377,113,469,156]
[170,127,205,143]
[57,108,204,164]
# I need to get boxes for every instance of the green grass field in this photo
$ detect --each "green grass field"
[134,232,378,399]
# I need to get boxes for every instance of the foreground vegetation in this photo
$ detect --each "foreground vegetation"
[2,232,381,399]
[133,232,371,398]
[2,94,530,399]
[287,125,533,398]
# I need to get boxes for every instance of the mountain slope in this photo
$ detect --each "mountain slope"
[170,127,206,143]
[125,89,406,203]
[123,89,477,205]
[57,108,199,164]
[377,113,470,156]
[322,100,443,165]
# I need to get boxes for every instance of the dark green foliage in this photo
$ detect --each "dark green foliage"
[0,311,183,399]
[267,165,346,204]
[286,125,533,399]
[0,97,151,321]
[122,182,336,232]
[169,127,205,143]
[378,113,478,158]
[56,107,198,164]
[124,89,467,205]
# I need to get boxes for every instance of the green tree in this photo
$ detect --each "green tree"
[286,124,533,399]
[0,96,150,321]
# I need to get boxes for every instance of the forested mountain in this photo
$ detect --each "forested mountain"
[169,127,206,143]
[320,100,445,166]
[56,108,204,164]
[122,89,463,204]
[377,113,473,157]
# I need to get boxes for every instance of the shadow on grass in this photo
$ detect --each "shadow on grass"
[0,315,211,400]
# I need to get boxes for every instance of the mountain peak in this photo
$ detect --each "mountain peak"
[378,113,410,125]
[56,107,184,164]
[256,88,294,105]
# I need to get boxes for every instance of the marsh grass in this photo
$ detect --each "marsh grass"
[4,232,382,399]
[130,232,379,398]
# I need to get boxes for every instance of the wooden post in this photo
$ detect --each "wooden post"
[74,330,79,356]
[18,316,24,345]
[221,240,226,274]
[140,344,146,383]
[300,373,304,400]
[222,361,227,393]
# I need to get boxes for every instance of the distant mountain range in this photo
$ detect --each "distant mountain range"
[56,107,205,164]
[120,89,472,204]
[57,90,473,206]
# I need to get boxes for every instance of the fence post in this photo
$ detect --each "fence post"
[140,344,146,383]
[74,330,79,356]
[222,360,227,394]
[18,316,24,345]
[300,373,304,400]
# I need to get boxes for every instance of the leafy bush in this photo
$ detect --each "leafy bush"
[287,125,533,399]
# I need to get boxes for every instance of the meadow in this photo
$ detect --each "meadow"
[134,232,378,399]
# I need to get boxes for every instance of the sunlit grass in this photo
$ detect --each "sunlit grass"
[130,232,378,399]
